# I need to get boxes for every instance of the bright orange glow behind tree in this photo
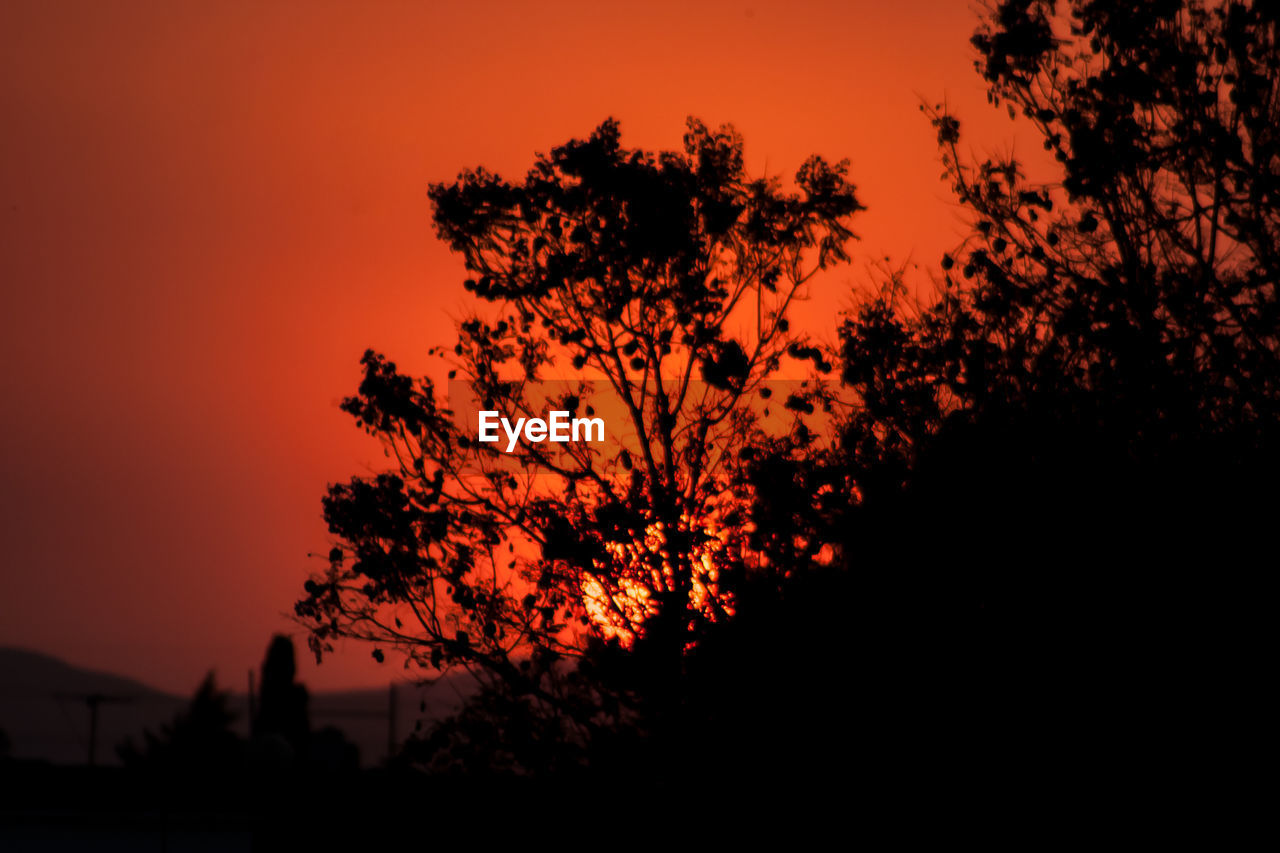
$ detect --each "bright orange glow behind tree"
[2,0,1023,694]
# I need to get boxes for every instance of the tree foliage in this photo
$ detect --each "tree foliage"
[949,0,1280,424]
[758,0,1280,568]
[296,118,861,769]
[748,0,1278,776]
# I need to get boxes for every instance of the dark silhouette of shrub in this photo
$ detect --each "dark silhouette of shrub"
[117,671,244,773]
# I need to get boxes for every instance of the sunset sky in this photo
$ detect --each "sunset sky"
[1,0,1043,694]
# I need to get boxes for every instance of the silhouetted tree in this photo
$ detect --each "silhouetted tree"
[943,0,1280,425]
[749,0,1277,781]
[255,634,310,756]
[297,118,861,772]
[251,635,360,772]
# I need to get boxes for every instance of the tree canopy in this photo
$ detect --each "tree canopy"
[760,0,1280,565]
[296,118,861,772]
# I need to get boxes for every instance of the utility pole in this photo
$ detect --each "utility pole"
[56,693,132,766]
[387,682,397,763]
[247,669,256,738]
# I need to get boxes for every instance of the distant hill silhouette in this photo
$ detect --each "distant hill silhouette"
[0,647,184,765]
[0,647,474,766]
[0,647,176,698]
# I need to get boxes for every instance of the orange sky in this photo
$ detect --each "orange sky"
[0,0,1046,694]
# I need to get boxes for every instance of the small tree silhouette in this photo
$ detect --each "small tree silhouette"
[118,672,243,772]
[254,634,309,756]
